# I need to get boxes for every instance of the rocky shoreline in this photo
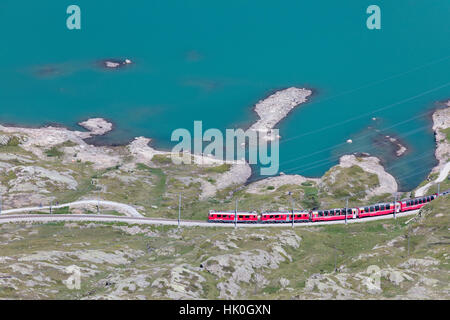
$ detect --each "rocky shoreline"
[431,101,450,173]
[0,92,448,208]
[0,87,314,204]
[415,101,450,196]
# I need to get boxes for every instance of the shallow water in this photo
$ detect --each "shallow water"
[0,1,449,190]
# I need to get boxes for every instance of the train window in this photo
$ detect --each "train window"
[408,201,412,206]
[380,205,385,210]
[336,209,340,215]
[427,197,430,202]
[364,207,369,212]
[370,207,374,212]
[375,205,379,211]
[431,195,435,200]
[330,210,334,215]
[386,204,390,210]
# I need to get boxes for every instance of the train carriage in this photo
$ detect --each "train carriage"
[261,211,310,223]
[208,210,258,223]
[358,202,399,218]
[311,208,357,222]
[292,211,311,223]
[400,195,436,212]
[260,211,290,223]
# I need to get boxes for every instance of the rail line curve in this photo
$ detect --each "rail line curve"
[0,210,421,228]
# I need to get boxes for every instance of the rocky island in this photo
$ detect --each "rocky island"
[249,87,312,141]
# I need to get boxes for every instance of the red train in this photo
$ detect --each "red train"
[310,207,357,222]
[207,192,444,224]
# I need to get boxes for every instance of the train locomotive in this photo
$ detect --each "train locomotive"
[208,191,444,224]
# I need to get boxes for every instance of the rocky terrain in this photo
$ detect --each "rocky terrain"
[0,194,447,299]
[0,93,448,219]
[431,102,450,171]
[0,87,396,218]
[414,103,450,196]
[0,93,448,300]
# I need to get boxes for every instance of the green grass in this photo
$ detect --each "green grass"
[7,136,21,146]
[441,127,450,143]
[0,195,448,299]
[151,154,173,165]
[45,146,64,158]
[203,164,231,174]
[32,207,70,214]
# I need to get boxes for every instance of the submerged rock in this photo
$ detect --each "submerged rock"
[101,58,133,69]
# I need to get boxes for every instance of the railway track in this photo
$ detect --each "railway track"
[0,209,421,228]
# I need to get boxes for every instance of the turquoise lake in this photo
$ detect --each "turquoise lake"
[0,1,449,191]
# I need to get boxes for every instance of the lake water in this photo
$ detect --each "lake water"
[0,1,449,190]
